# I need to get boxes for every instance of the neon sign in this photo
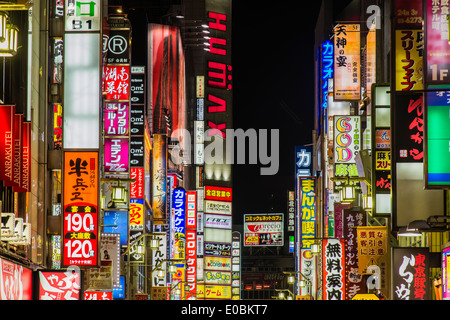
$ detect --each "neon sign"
[321,41,333,109]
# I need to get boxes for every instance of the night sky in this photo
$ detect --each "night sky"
[126,0,331,221]
[231,1,322,219]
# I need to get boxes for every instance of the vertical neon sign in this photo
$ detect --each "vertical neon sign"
[321,40,333,109]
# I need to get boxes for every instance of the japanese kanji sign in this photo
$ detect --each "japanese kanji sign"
[38,270,81,300]
[243,213,283,246]
[395,30,423,91]
[323,239,345,300]
[333,24,361,100]
[298,177,316,249]
[104,65,130,101]
[393,247,429,300]
[426,0,450,83]
[356,226,387,274]
[63,151,99,267]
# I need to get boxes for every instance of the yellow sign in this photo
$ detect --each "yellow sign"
[395,29,423,92]
[352,294,379,300]
[197,285,231,299]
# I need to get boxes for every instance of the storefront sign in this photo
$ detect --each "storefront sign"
[243,214,283,247]
[104,65,130,101]
[395,30,423,91]
[205,185,232,202]
[356,226,387,274]
[38,269,81,300]
[323,239,345,300]
[0,258,32,300]
[298,177,316,249]
[63,151,99,266]
[204,200,232,215]
[334,115,361,164]
[333,24,361,100]
[104,138,129,173]
[104,102,129,136]
[393,247,429,300]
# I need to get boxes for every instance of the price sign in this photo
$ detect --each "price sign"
[65,0,101,32]
[63,151,99,266]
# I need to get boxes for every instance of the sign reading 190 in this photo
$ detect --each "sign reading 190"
[63,211,97,264]
[65,0,100,32]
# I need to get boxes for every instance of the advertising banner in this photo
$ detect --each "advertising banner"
[185,229,197,299]
[343,209,367,299]
[0,105,14,184]
[356,226,387,274]
[425,85,450,186]
[298,177,316,249]
[205,214,232,229]
[104,102,129,136]
[323,239,345,300]
[334,115,361,164]
[152,233,167,287]
[205,271,232,285]
[333,24,361,100]
[393,247,429,300]
[394,93,423,162]
[130,167,144,198]
[205,185,232,202]
[204,200,232,215]
[425,0,450,83]
[205,256,232,271]
[104,138,129,173]
[443,246,450,299]
[204,242,232,257]
[38,269,81,300]
[243,213,283,246]
[299,249,317,298]
[197,284,231,299]
[84,291,113,300]
[152,134,167,223]
[103,210,128,247]
[0,258,32,300]
[63,151,99,267]
[186,191,197,230]
[104,65,130,101]
[395,30,424,91]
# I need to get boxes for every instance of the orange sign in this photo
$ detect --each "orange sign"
[63,151,99,267]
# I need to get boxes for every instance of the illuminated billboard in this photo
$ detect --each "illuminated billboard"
[395,30,423,91]
[425,0,450,83]
[0,258,32,300]
[298,177,316,249]
[393,247,429,300]
[243,213,283,247]
[334,115,361,164]
[63,151,99,267]
[38,269,81,300]
[425,85,450,187]
[323,239,345,300]
[333,24,361,100]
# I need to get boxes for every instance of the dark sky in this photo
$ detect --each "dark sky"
[231,1,322,219]
[125,0,325,221]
